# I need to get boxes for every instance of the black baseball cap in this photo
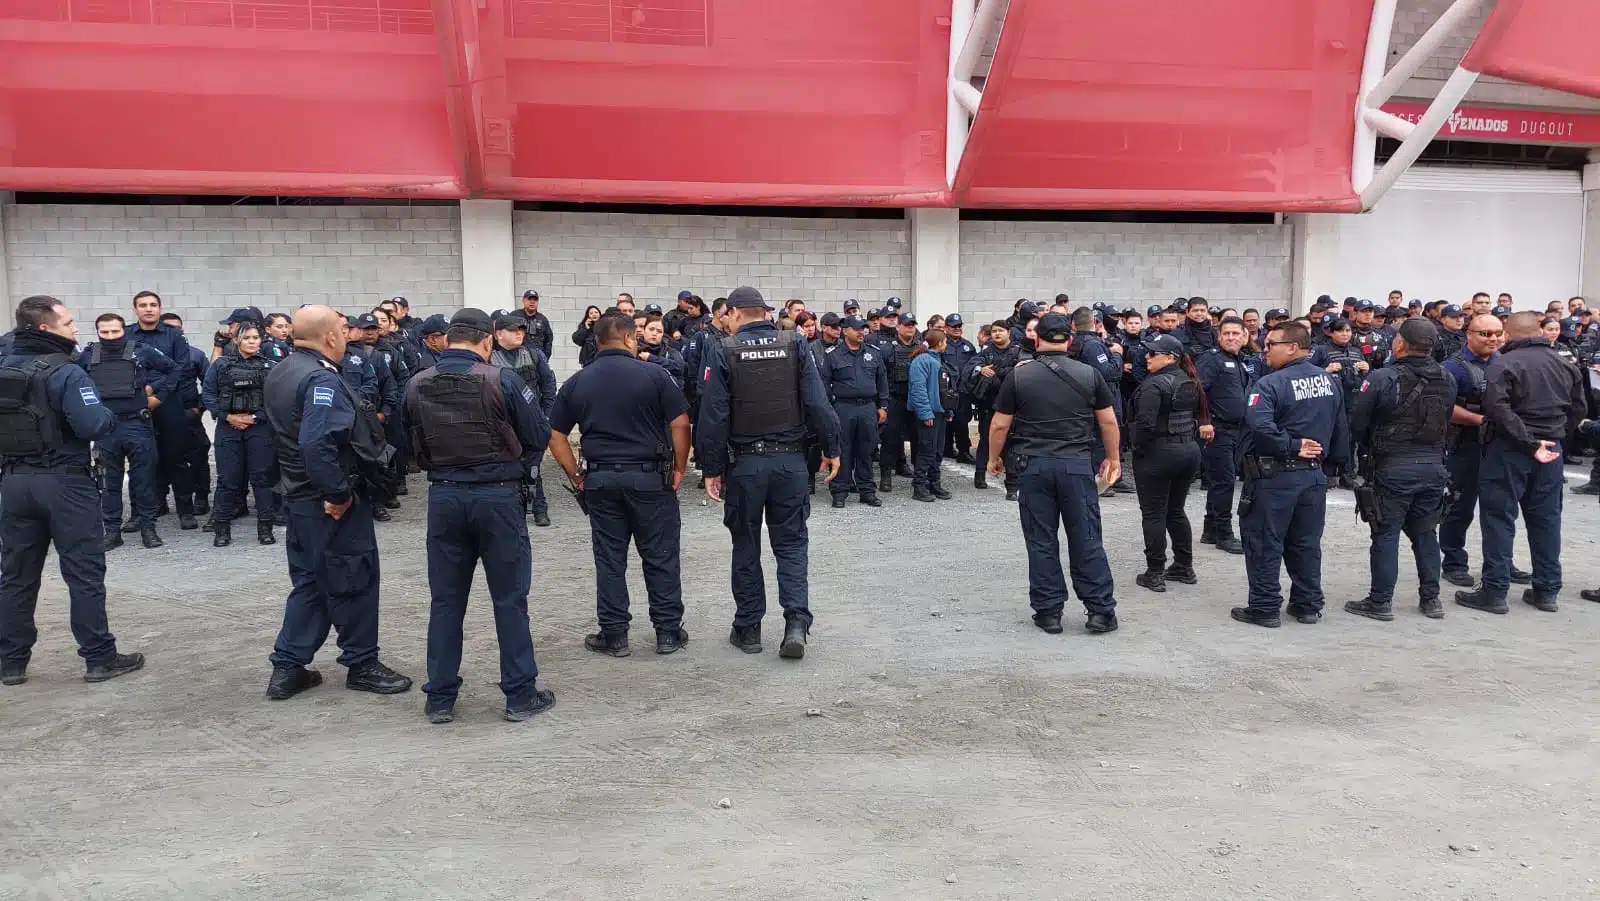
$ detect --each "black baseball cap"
[1036,312,1072,343]
[840,315,867,330]
[728,286,772,311]
[1146,304,1164,317]
[1120,307,1138,317]
[220,307,258,326]
[1168,300,1189,313]
[885,296,904,310]
[1143,334,1184,357]
[450,308,494,333]
[494,312,528,331]
[897,312,918,326]
[1319,312,1340,327]
[1491,305,1512,317]
[419,314,449,337]
[643,303,662,315]
[1018,301,1042,318]
[355,313,380,330]
[843,299,861,313]
[1354,299,1375,312]
[522,289,540,300]
[1265,308,1290,321]
[1440,304,1464,318]
[945,314,964,328]
[819,312,841,327]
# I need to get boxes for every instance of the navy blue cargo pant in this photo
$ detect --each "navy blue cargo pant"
[1478,439,1564,601]
[1240,468,1326,613]
[586,468,683,636]
[270,497,381,670]
[422,483,538,706]
[1203,421,1247,535]
[0,469,118,668]
[186,409,212,508]
[831,399,879,499]
[98,415,160,531]
[1367,461,1448,605]
[1438,443,1482,576]
[914,417,947,491]
[151,402,196,515]
[881,391,913,473]
[213,421,277,522]
[724,452,812,630]
[1016,455,1116,616]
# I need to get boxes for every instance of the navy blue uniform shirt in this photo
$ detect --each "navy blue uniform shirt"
[1195,347,1259,424]
[821,341,890,408]
[399,348,550,484]
[549,347,688,463]
[128,323,191,403]
[1246,357,1351,467]
[694,320,841,477]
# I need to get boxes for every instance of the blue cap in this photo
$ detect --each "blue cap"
[1440,304,1464,318]
[643,303,662,315]
[419,314,449,336]
[354,312,380,329]
[1143,334,1184,357]
[677,290,693,301]
[945,314,964,328]
[840,315,867,329]
[1035,312,1072,343]
[1018,301,1042,318]
[1354,299,1375,311]
[727,286,772,311]
[897,312,918,326]
[885,296,903,309]
[819,312,841,327]
[843,298,860,312]
[1266,308,1290,320]
[1492,305,1512,317]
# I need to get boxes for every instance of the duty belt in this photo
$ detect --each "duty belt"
[833,397,876,404]
[430,479,522,489]
[116,410,152,421]
[585,461,663,472]
[1374,453,1442,466]
[731,440,805,457]
[1244,455,1321,476]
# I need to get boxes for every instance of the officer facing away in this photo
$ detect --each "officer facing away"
[1345,320,1456,621]
[401,308,555,725]
[0,296,145,686]
[261,305,412,701]
[81,312,178,551]
[1234,321,1351,628]
[1456,311,1586,615]
[548,313,693,658]
[696,286,841,660]
[985,312,1121,635]
[820,314,888,508]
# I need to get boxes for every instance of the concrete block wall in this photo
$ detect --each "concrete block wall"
[1391,0,1600,110]
[958,221,1293,328]
[2,203,463,333]
[513,211,912,376]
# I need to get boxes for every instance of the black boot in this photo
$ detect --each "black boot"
[1164,563,1198,584]
[178,513,198,531]
[1112,477,1135,494]
[830,494,847,509]
[955,451,975,465]
[1135,569,1166,593]
[912,486,936,503]
[103,532,124,552]
[728,624,762,654]
[1199,523,1218,544]
[879,467,893,494]
[1,662,27,686]
[371,505,392,522]
[1571,480,1600,496]
[1230,606,1282,628]
[808,473,816,496]
[503,689,556,722]
[84,652,145,683]
[1419,596,1444,619]
[583,631,631,657]
[895,462,914,479]
[140,526,163,549]
[1085,613,1119,633]
[655,628,689,655]
[1509,566,1533,585]
[1214,530,1244,554]
[381,497,401,510]
[1032,612,1063,634]
[1004,487,1018,501]
[1443,569,1475,588]
[974,470,988,490]
[193,495,211,516]
[212,520,232,547]
[345,660,413,694]
[1286,605,1322,624]
[1455,589,1508,614]
[859,495,882,507]
[266,665,322,700]
[201,515,214,533]
[120,518,141,534]
[257,519,275,546]
[533,509,551,528]
[1522,588,1558,613]
[931,483,952,500]
[779,620,808,660]
[1581,587,1600,603]
[1344,597,1395,621]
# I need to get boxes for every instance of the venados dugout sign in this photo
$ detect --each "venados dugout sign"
[1383,102,1600,144]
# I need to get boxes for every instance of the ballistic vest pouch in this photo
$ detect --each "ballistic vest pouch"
[88,342,140,401]
[0,355,70,460]
[722,331,803,439]
[225,357,269,414]
[407,363,522,470]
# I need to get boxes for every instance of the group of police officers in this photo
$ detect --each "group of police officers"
[0,283,1594,724]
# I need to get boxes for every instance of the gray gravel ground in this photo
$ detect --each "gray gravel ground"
[2,458,1599,901]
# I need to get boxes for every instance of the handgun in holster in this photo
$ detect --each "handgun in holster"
[1352,457,1381,526]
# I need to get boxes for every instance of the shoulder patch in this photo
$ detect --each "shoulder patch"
[311,386,335,407]
[79,386,100,406]
[1247,392,1261,406]
[521,386,536,403]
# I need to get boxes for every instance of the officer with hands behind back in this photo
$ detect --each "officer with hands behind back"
[260,305,412,702]
[81,311,177,551]
[401,308,555,725]
[985,312,1121,636]
[203,322,279,548]
[696,286,841,661]
[0,296,145,687]
[1234,321,1351,628]
[548,312,693,659]
[1344,319,1455,622]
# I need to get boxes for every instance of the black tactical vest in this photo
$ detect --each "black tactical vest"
[0,355,69,460]
[1449,351,1489,410]
[222,355,270,414]
[87,342,140,401]
[265,349,392,501]
[888,339,916,385]
[721,331,803,439]
[405,363,521,471]
[1370,358,1453,459]
[1157,370,1200,438]
[1007,354,1101,459]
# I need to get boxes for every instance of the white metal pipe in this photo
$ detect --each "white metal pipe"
[946,0,977,186]
[1361,66,1480,209]
[1363,107,1416,141]
[952,0,1006,83]
[1352,0,1400,195]
[951,78,983,118]
[1366,0,1494,108]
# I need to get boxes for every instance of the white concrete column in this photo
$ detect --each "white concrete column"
[459,199,515,312]
[1288,212,1342,316]
[0,192,12,307]
[1582,155,1600,301]
[908,207,960,318]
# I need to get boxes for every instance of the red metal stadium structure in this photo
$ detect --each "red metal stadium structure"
[1,0,1597,209]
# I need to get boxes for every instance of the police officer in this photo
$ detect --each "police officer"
[1456,312,1586,615]
[820,314,888,508]
[490,312,558,527]
[262,313,293,362]
[127,291,197,529]
[203,322,279,547]
[340,316,379,406]
[1433,305,1467,361]
[547,312,692,658]
[1439,315,1504,586]
[353,313,403,519]
[968,319,1022,496]
[400,308,554,724]
[1345,320,1455,621]
[0,296,145,686]
[1350,300,1390,371]
[517,289,555,361]
[1233,321,1351,628]
[696,286,841,660]
[879,312,920,490]
[1128,334,1212,593]
[81,312,177,550]
[637,312,687,390]
[416,314,449,368]
[984,312,1120,635]
[1174,297,1218,357]
[1195,316,1258,554]
[1068,308,1127,495]
[155,310,215,526]
[941,315,977,463]
[908,325,955,502]
[260,305,412,701]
